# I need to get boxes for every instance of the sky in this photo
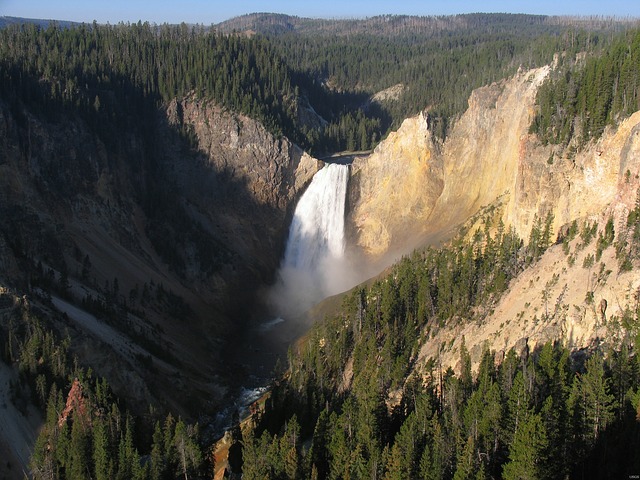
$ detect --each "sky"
[1,0,639,25]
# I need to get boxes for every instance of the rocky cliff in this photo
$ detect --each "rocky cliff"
[348,65,640,259]
[346,64,640,377]
[163,95,318,301]
[0,93,318,418]
[417,108,640,377]
[347,112,443,258]
[348,67,551,256]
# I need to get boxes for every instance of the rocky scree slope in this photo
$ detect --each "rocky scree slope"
[0,94,318,416]
[346,64,640,377]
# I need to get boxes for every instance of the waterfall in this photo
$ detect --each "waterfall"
[270,163,350,317]
[283,163,349,272]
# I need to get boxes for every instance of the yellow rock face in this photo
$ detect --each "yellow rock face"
[348,65,640,260]
[431,67,549,233]
[504,109,640,238]
[349,68,550,259]
[349,112,443,257]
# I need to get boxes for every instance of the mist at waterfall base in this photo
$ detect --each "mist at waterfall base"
[212,164,357,434]
[217,161,435,433]
[267,163,358,320]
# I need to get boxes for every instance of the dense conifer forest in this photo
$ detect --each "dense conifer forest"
[2,15,637,155]
[531,29,640,146]
[239,212,640,479]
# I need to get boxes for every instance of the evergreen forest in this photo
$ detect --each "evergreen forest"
[238,210,640,480]
[2,15,638,156]
[531,28,640,146]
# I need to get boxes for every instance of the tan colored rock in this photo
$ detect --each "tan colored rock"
[348,66,640,260]
[348,111,443,257]
[348,67,550,260]
[504,110,640,241]
[415,214,640,378]
[432,67,549,233]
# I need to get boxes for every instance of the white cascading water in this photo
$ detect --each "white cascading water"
[227,163,350,434]
[270,163,350,317]
[283,163,349,272]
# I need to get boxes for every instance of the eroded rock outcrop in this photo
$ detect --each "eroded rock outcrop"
[504,110,640,237]
[432,66,550,234]
[164,95,318,292]
[167,95,317,213]
[346,64,640,379]
[414,203,640,380]
[348,67,550,259]
[348,112,443,257]
[58,379,90,428]
[348,65,640,260]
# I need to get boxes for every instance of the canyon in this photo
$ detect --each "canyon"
[0,93,319,419]
[2,56,640,473]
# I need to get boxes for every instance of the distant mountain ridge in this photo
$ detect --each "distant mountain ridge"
[214,12,555,37]
[0,16,78,29]
[3,12,637,35]
[213,12,638,37]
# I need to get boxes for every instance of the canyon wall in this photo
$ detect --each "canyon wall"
[349,66,640,259]
[0,95,318,312]
[347,112,443,258]
[163,95,318,300]
[0,94,318,419]
[346,65,640,378]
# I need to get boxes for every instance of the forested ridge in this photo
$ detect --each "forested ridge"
[2,16,637,155]
[216,12,631,37]
[0,22,298,142]
[222,13,640,139]
[0,20,393,154]
[531,28,640,146]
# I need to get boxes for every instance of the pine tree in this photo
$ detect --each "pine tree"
[174,419,202,480]
[327,411,351,479]
[453,435,476,480]
[93,419,112,480]
[240,428,270,479]
[459,337,473,400]
[419,416,446,480]
[284,446,299,480]
[384,443,404,480]
[502,412,547,480]
[116,418,136,480]
[310,408,331,478]
[68,416,91,480]
[281,416,301,479]
[150,421,165,480]
[581,352,614,445]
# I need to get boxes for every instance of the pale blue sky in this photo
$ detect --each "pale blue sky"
[1,0,638,25]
